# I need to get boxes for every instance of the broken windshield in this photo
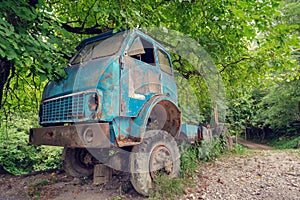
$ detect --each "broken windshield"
[70,32,126,65]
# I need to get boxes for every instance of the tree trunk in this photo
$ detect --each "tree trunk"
[0,58,13,108]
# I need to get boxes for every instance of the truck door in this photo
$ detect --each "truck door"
[157,48,177,101]
[120,36,162,117]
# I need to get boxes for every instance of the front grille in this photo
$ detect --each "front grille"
[40,93,86,124]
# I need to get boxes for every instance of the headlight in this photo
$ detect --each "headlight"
[88,93,99,111]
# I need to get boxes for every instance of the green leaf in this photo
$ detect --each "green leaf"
[6,49,17,60]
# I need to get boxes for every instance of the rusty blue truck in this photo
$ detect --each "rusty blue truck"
[29,29,221,195]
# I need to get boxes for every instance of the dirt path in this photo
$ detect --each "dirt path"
[0,170,145,200]
[232,137,274,150]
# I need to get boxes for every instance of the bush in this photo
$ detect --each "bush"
[180,135,230,177]
[0,113,62,175]
[269,135,300,149]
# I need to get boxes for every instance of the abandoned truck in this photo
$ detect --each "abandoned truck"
[29,29,220,195]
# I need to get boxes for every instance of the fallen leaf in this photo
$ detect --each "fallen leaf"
[217,178,224,184]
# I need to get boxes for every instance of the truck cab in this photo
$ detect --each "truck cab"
[31,29,181,148]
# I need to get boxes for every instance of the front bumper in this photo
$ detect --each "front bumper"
[29,123,110,148]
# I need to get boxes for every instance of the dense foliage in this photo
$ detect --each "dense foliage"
[226,0,300,139]
[0,114,61,174]
[0,0,299,173]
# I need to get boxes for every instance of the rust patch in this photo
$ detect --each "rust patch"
[119,137,140,143]
[45,132,54,138]
[116,133,141,147]
[117,134,125,141]
[152,100,181,137]
[128,119,133,134]
[117,136,141,147]
[100,73,112,82]
[97,110,102,118]
[120,98,126,113]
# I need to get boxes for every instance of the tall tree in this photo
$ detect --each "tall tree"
[0,0,73,110]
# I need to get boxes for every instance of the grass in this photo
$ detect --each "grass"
[150,174,189,200]
[268,135,300,149]
[226,143,249,155]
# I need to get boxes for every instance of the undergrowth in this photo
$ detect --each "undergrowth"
[150,174,188,200]
[269,135,300,149]
[0,113,62,175]
[227,143,248,155]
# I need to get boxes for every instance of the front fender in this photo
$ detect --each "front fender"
[113,95,181,147]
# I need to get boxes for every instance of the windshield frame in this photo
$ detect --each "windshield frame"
[69,31,127,65]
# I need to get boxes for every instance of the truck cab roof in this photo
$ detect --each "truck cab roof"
[76,29,119,51]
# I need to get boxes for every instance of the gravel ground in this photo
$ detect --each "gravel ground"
[183,150,300,200]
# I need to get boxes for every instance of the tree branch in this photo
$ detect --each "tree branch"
[173,56,202,79]
[61,23,111,34]
[81,0,98,29]
[219,57,251,73]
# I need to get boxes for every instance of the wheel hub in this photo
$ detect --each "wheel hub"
[149,145,173,179]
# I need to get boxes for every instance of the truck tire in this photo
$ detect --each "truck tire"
[62,147,94,178]
[130,130,180,196]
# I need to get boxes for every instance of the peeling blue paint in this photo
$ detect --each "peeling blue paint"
[39,29,199,146]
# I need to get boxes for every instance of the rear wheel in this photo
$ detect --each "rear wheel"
[130,130,180,196]
[62,147,94,178]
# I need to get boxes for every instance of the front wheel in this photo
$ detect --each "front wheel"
[62,147,94,178]
[130,130,181,196]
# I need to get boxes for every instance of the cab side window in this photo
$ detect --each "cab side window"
[128,37,155,66]
[158,49,172,75]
